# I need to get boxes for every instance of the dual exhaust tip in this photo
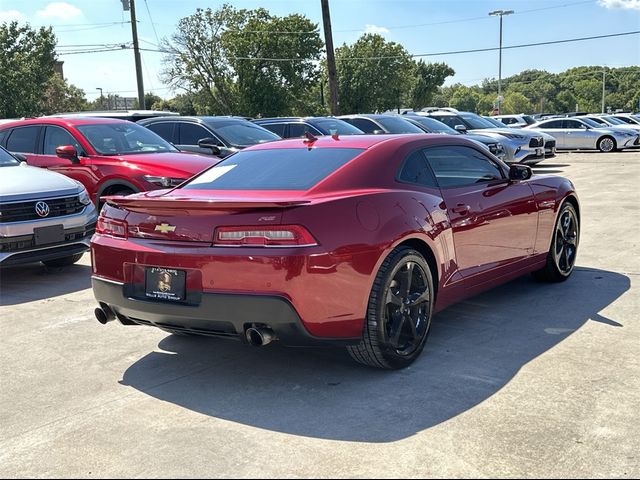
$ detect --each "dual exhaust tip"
[96,305,276,348]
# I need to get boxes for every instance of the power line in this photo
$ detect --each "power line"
[142,0,162,46]
[139,30,640,61]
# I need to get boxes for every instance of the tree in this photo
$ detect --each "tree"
[133,92,163,110]
[502,92,532,115]
[336,34,414,113]
[448,85,479,112]
[40,75,88,114]
[409,61,455,109]
[162,5,323,117]
[0,22,57,117]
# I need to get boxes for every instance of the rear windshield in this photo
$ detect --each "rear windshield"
[182,147,364,191]
[312,119,364,135]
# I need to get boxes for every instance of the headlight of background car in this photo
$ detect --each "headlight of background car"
[143,175,186,187]
[78,189,92,206]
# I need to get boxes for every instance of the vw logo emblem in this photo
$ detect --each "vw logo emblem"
[35,201,50,218]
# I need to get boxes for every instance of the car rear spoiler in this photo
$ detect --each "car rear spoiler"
[103,196,311,213]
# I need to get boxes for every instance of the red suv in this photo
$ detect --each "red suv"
[0,117,219,205]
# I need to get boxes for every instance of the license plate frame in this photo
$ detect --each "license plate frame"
[144,267,186,302]
[34,224,65,246]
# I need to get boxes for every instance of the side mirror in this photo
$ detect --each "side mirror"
[372,129,385,135]
[454,124,467,133]
[509,164,533,181]
[55,145,80,163]
[197,137,223,156]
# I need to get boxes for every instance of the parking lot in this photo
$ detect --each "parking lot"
[1,150,638,477]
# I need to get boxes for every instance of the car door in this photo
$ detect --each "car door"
[177,122,223,154]
[4,125,41,161]
[423,145,538,285]
[563,119,593,149]
[535,120,566,148]
[34,125,98,194]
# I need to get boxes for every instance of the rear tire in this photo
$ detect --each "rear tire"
[347,247,434,369]
[597,136,616,153]
[532,202,579,282]
[42,253,84,268]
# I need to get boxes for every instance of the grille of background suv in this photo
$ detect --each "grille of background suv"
[0,196,84,223]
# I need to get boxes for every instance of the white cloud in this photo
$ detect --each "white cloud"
[364,24,389,35]
[0,10,26,22]
[36,2,83,19]
[598,0,640,9]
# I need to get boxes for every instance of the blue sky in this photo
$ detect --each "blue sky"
[1,0,639,101]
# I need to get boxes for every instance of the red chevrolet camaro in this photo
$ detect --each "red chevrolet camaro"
[91,134,580,369]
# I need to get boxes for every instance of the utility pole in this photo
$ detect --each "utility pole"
[321,0,339,116]
[96,87,103,109]
[601,70,605,114]
[489,9,514,114]
[123,0,145,109]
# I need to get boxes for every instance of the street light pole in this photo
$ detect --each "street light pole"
[489,9,514,114]
[96,87,103,109]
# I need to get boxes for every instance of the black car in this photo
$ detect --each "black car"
[253,117,364,137]
[337,114,425,134]
[138,116,281,157]
[403,114,506,160]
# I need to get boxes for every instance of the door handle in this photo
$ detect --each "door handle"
[451,204,470,215]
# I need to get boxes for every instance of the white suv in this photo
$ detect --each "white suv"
[493,115,537,128]
[0,146,97,267]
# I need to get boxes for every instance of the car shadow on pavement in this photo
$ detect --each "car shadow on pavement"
[0,263,92,306]
[120,266,629,443]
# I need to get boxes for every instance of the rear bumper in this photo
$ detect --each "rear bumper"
[92,276,361,347]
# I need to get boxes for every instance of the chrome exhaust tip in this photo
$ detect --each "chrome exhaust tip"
[245,327,276,347]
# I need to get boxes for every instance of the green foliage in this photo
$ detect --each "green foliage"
[449,85,479,112]
[502,92,533,115]
[162,4,323,117]
[409,61,455,110]
[40,75,88,114]
[0,22,57,117]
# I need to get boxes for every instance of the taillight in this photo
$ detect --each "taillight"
[214,225,317,247]
[96,217,128,239]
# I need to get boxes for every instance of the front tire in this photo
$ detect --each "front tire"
[347,247,434,369]
[42,253,84,268]
[597,136,616,153]
[532,202,579,282]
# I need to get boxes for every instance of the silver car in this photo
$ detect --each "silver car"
[421,111,546,164]
[526,117,639,152]
[585,115,640,135]
[0,146,97,267]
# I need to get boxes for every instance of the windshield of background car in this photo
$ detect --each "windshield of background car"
[603,116,625,125]
[182,148,364,191]
[375,116,424,134]
[312,119,364,135]
[483,117,506,128]
[0,146,19,166]
[76,122,178,155]
[523,116,536,125]
[461,114,497,129]
[409,116,458,134]
[211,121,281,147]
[581,118,605,128]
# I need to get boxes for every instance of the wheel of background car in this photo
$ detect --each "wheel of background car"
[42,253,84,268]
[347,246,434,369]
[98,187,136,210]
[532,201,579,283]
[597,136,616,153]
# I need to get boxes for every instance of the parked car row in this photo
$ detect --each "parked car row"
[0,108,585,369]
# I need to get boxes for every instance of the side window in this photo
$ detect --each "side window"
[347,118,377,133]
[260,123,286,137]
[424,146,504,189]
[397,150,438,188]
[179,123,220,146]
[146,122,175,143]
[43,126,82,155]
[6,126,40,153]
[541,120,562,129]
[0,130,7,146]
[563,120,582,129]
[289,123,321,138]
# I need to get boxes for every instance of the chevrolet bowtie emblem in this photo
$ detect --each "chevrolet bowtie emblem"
[155,223,177,233]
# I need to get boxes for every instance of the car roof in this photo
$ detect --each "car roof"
[339,114,403,120]
[254,117,342,123]
[0,116,136,129]
[139,115,252,125]
[243,133,440,151]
